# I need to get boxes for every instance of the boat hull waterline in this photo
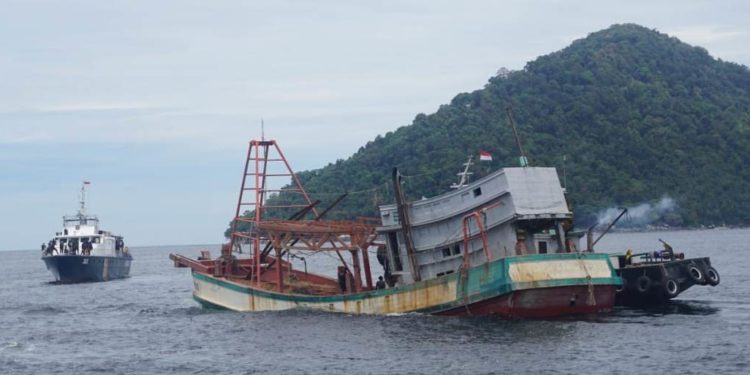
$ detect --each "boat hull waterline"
[42,255,132,283]
[189,253,621,318]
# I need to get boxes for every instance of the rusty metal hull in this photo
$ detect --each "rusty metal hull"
[438,285,617,317]
[187,252,622,318]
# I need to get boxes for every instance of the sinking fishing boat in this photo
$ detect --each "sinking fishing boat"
[170,139,622,317]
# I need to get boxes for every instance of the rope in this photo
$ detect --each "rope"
[304,181,391,197]
[399,163,458,179]
[576,251,596,306]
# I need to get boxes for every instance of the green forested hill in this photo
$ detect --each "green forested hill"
[234,23,750,232]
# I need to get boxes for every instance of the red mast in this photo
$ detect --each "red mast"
[228,140,317,285]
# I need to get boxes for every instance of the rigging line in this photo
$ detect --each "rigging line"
[303,181,392,197]
[399,162,459,179]
[434,224,468,248]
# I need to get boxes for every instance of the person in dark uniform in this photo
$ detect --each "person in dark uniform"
[337,266,347,292]
[81,239,91,255]
[375,276,386,290]
[376,245,386,266]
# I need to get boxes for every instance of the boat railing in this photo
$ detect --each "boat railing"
[461,210,492,269]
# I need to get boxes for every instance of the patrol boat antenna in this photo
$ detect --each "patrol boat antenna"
[79,182,87,216]
[450,155,474,189]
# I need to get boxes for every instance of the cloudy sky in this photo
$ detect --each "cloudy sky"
[1,0,748,250]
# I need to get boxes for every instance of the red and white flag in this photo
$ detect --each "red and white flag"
[479,150,493,161]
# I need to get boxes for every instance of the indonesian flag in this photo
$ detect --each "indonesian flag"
[83,181,91,185]
[479,150,492,161]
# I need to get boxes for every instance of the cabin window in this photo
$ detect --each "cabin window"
[452,245,461,256]
[538,241,548,254]
[388,232,403,271]
[442,247,451,258]
[473,187,482,197]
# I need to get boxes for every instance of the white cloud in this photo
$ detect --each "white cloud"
[2,0,749,250]
[36,103,161,113]
[668,25,748,45]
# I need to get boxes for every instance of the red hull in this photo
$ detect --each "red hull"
[439,285,616,318]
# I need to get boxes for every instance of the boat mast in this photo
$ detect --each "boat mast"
[450,155,474,189]
[73,181,92,225]
[392,168,421,282]
[229,139,320,285]
[505,106,530,167]
[79,181,90,217]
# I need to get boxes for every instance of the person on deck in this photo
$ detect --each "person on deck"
[81,239,91,255]
[337,266,347,292]
[375,276,386,290]
[70,239,79,255]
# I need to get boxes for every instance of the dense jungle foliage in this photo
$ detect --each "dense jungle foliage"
[227,24,750,236]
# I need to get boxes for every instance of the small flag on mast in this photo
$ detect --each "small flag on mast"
[479,150,493,161]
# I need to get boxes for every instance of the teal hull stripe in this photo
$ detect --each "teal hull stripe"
[191,252,622,310]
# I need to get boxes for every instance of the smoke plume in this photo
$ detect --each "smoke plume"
[596,196,677,228]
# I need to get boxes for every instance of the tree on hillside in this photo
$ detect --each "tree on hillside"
[228,23,750,236]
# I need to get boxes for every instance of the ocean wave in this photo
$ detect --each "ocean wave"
[23,306,67,315]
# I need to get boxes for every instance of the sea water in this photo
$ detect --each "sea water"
[1,229,748,374]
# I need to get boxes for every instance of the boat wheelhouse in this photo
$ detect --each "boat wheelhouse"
[379,166,577,285]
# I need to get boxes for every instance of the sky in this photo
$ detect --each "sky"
[1,0,748,250]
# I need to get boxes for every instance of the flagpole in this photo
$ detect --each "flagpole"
[505,106,529,167]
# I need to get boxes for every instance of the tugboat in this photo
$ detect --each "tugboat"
[585,209,720,306]
[612,240,720,306]
[41,182,132,283]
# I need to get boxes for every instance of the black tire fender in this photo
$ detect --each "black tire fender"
[636,275,652,293]
[705,266,720,286]
[616,277,627,293]
[663,277,680,298]
[687,264,706,284]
